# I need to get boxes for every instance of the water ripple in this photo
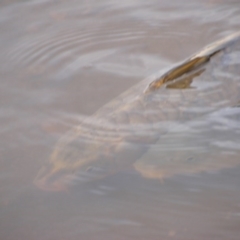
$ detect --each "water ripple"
[8,26,146,72]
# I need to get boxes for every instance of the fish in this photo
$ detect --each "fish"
[34,32,240,191]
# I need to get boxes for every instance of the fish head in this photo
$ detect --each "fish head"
[34,131,122,191]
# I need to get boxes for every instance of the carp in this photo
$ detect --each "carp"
[35,32,240,191]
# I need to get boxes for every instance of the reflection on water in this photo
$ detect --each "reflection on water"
[1,0,240,240]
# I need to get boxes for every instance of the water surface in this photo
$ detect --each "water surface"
[1,0,240,239]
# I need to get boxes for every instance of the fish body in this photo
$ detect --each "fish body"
[35,32,240,191]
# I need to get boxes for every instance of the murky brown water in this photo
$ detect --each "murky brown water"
[1,0,240,240]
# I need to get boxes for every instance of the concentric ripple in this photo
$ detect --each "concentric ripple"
[7,24,146,75]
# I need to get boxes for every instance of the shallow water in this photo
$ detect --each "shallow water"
[1,0,240,239]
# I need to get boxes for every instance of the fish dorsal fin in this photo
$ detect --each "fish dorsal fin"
[146,31,240,92]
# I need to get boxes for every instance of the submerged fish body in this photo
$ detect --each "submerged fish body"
[35,32,240,191]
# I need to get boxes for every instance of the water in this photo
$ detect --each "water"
[1,0,240,239]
